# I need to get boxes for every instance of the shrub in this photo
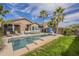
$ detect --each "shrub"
[63,29,75,36]
[0,27,4,37]
[0,37,4,50]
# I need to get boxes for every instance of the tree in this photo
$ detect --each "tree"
[0,4,9,17]
[4,19,13,24]
[0,18,4,37]
[0,4,10,36]
[48,7,64,33]
[0,4,10,25]
[39,10,48,32]
[39,10,48,25]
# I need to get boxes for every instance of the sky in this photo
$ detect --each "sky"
[0,3,79,28]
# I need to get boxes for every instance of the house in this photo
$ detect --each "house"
[39,23,49,32]
[3,18,40,35]
[31,23,40,31]
[58,28,64,34]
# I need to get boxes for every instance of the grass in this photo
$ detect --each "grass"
[24,36,79,56]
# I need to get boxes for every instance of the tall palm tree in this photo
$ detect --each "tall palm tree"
[39,10,48,24]
[0,18,5,37]
[39,10,48,32]
[0,4,9,17]
[52,7,64,33]
[0,4,10,36]
[0,18,5,27]
[0,4,10,26]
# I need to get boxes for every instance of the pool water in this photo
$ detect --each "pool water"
[11,34,51,51]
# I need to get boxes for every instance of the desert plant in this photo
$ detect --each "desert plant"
[48,7,65,33]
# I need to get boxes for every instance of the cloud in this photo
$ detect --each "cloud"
[9,3,74,17]
[59,12,79,27]
[17,3,73,16]
[3,3,79,28]
[29,3,73,16]
[64,12,79,21]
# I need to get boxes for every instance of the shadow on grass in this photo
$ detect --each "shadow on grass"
[62,36,79,56]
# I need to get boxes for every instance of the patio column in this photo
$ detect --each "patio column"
[20,24,26,34]
[29,26,31,31]
[31,27,32,31]
[12,24,15,32]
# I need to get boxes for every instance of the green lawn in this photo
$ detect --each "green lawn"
[24,36,79,56]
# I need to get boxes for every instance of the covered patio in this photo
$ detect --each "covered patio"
[3,24,20,35]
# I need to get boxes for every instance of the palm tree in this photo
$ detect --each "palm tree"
[39,10,48,24]
[0,4,10,25]
[0,4,10,36]
[39,10,48,32]
[0,18,3,27]
[0,4,9,17]
[0,18,4,37]
[0,4,10,24]
[50,7,64,33]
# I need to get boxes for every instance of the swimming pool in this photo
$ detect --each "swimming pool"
[11,34,51,51]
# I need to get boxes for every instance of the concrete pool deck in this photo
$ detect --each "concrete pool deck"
[0,34,62,56]
[2,33,49,42]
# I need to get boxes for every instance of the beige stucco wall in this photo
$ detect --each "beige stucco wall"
[43,23,48,28]
[31,23,39,30]
[20,24,26,34]
[12,20,32,25]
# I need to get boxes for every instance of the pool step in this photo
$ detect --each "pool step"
[33,39,44,45]
[26,43,37,51]
[25,39,45,51]
[33,40,43,45]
